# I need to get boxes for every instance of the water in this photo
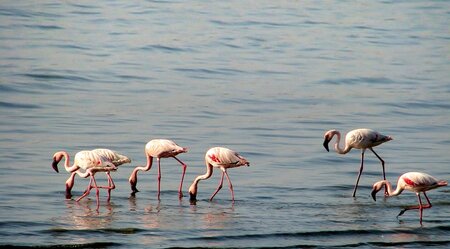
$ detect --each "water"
[1,1,449,248]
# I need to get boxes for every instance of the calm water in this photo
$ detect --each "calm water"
[1,1,449,248]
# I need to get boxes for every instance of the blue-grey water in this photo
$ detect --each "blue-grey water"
[1,1,449,248]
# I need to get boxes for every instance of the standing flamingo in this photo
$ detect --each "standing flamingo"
[323,128,392,197]
[52,150,121,209]
[188,147,250,203]
[63,149,131,199]
[371,172,447,224]
[128,139,188,199]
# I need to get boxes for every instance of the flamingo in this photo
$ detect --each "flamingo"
[188,147,250,203]
[371,172,447,224]
[128,139,188,199]
[52,150,122,209]
[62,149,131,199]
[323,128,392,197]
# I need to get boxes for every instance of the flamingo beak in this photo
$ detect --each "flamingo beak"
[52,159,59,173]
[371,190,377,201]
[323,138,331,152]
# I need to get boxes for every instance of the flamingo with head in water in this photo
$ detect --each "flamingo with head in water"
[128,139,188,199]
[371,172,447,224]
[52,150,126,209]
[323,128,392,197]
[62,148,131,199]
[188,147,249,203]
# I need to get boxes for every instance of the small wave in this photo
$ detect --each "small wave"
[20,73,92,82]
[318,77,394,85]
[2,242,120,248]
[45,227,146,235]
[0,101,40,109]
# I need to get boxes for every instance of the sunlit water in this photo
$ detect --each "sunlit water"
[1,1,449,248]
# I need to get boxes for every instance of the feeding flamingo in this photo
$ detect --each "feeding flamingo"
[63,149,131,199]
[52,150,125,209]
[371,172,447,224]
[323,128,392,197]
[128,139,188,199]
[188,147,250,203]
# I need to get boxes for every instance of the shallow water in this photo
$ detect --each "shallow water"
[1,1,449,248]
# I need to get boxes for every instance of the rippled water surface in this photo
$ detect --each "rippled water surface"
[1,1,449,248]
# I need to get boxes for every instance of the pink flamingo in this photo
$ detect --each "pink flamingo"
[52,150,123,209]
[371,172,447,224]
[323,128,392,197]
[188,147,250,203]
[63,149,131,199]
[128,139,188,199]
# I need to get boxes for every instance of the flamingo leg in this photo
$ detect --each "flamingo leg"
[105,172,115,202]
[77,176,93,202]
[397,192,432,224]
[210,171,225,201]
[173,156,187,199]
[157,158,161,200]
[369,148,388,195]
[352,150,365,197]
[223,170,234,202]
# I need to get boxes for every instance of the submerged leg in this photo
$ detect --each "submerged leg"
[397,192,432,225]
[223,170,234,202]
[157,158,161,200]
[173,156,187,199]
[352,150,365,197]
[210,171,225,201]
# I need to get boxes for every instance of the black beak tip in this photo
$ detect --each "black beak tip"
[52,161,59,173]
[371,192,377,202]
[323,142,330,152]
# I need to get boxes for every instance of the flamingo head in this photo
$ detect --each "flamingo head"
[188,184,197,202]
[323,130,338,152]
[370,180,386,201]
[52,152,64,173]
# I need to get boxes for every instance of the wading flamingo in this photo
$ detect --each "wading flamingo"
[128,139,188,199]
[188,147,250,203]
[371,172,447,224]
[323,128,392,197]
[63,149,131,199]
[52,150,121,210]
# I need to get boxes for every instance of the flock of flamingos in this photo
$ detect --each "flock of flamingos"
[52,128,447,225]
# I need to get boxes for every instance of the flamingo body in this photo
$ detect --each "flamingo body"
[188,147,250,203]
[371,172,447,224]
[323,128,392,197]
[128,139,188,199]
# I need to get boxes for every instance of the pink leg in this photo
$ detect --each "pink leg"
[157,158,161,200]
[76,176,94,202]
[105,172,115,202]
[210,171,225,201]
[223,170,234,202]
[397,192,432,225]
[173,156,187,199]
[370,148,388,195]
[352,151,365,197]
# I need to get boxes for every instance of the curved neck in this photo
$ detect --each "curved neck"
[58,151,80,173]
[129,155,153,183]
[384,180,403,197]
[189,163,213,194]
[333,131,351,154]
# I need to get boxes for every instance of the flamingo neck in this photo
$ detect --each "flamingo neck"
[333,131,352,154]
[129,155,153,183]
[383,180,404,197]
[189,163,213,195]
[59,151,80,173]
